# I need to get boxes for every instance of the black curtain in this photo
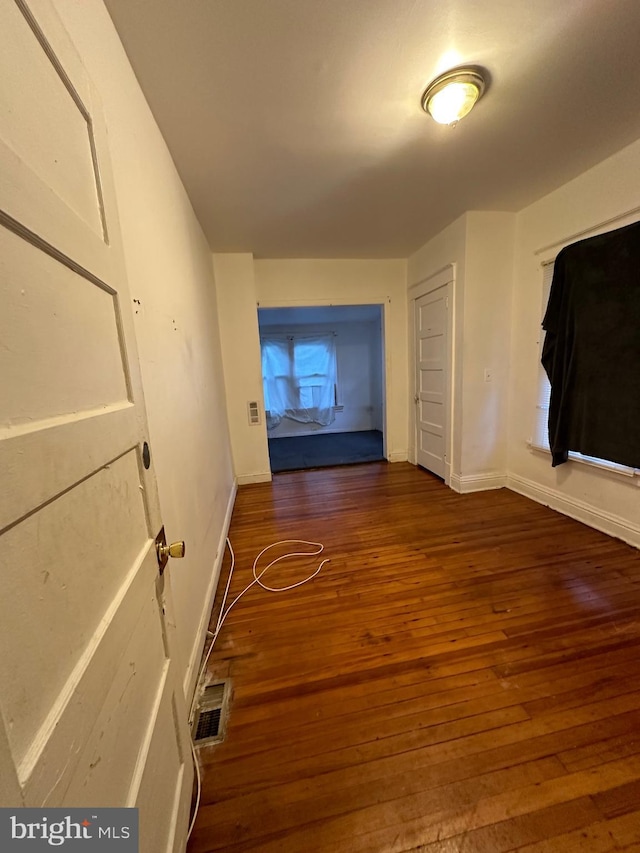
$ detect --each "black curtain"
[542,220,640,468]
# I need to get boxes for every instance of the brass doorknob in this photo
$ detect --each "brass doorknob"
[157,540,186,560]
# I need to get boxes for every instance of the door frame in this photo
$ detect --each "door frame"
[257,299,389,461]
[409,264,456,486]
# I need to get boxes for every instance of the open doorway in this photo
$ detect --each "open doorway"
[258,304,385,472]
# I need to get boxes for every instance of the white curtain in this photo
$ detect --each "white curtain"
[261,334,337,431]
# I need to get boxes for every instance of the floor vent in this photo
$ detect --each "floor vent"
[195,707,222,741]
[192,681,230,747]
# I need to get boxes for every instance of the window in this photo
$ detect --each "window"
[261,333,337,430]
[532,260,638,477]
[531,262,555,453]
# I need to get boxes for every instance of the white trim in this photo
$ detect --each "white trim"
[408,264,454,294]
[507,473,640,549]
[528,441,637,479]
[257,298,390,473]
[258,297,388,308]
[183,479,238,705]
[450,472,507,494]
[237,471,272,485]
[166,762,186,853]
[127,660,170,805]
[388,450,408,463]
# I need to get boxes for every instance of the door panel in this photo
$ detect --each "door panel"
[419,332,444,364]
[0,404,137,534]
[419,368,444,397]
[415,284,450,478]
[420,429,442,459]
[0,450,149,764]
[419,399,444,432]
[0,2,192,850]
[0,0,103,236]
[2,229,129,428]
[22,545,160,807]
[132,678,187,851]
[62,591,167,806]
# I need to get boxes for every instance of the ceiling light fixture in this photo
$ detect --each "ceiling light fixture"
[421,67,486,126]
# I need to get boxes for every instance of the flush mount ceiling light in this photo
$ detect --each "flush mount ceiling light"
[421,67,486,126]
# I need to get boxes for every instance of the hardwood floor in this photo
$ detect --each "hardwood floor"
[187,462,640,853]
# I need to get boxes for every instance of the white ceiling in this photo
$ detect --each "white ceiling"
[104,0,640,259]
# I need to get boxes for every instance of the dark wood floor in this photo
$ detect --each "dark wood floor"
[187,462,640,853]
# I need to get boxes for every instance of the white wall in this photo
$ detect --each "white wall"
[261,320,383,438]
[463,212,515,479]
[508,137,640,546]
[56,0,236,698]
[214,253,271,484]
[407,150,640,539]
[215,256,408,475]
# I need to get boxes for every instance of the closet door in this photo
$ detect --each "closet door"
[414,283,451,479]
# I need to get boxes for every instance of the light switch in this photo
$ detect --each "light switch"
[247,401,261,425]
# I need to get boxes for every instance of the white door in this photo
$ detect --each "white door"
[0,1,192,850]
[414,284,450,478]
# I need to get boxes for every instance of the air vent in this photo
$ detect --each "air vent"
[247,400,261,425]
[192,681,230,747]
[195,707,221,741]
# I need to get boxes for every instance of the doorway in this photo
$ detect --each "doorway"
[258,304,386,472]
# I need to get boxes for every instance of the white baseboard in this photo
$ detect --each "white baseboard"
[237,471,272,485]
[388,450,408,463]
[507,472,640,549]
[183,478,238,706]
[450,472,508,494]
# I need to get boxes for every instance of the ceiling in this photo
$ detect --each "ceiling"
[104,0,640,259]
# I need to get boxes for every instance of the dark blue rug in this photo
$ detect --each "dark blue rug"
[268,430,384,473]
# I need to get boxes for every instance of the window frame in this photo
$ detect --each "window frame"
[260,332,341,418]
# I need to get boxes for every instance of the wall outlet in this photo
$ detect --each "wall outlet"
[247,401,261,425]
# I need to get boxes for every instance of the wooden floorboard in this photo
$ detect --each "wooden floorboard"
[187,462,640,853]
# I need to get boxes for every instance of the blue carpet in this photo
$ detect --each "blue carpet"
[268,430,384,473]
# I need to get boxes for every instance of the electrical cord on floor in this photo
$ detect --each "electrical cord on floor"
[186,537,329,842]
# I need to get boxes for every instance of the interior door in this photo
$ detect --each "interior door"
[414,284,450,478]
[0,1,192,850]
